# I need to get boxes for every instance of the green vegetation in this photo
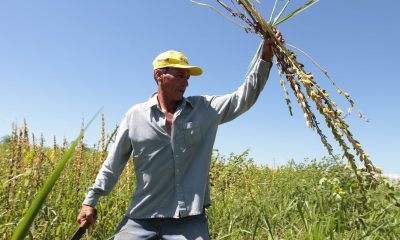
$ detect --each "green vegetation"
[1,120,399,239]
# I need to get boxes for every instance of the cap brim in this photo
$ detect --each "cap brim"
[163,64,203,76]
[188,66,203,76]
[177,65,203,76]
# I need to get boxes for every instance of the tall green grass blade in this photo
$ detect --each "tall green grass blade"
[261,211,275,240]
[11,109,102,240]
[274,0,319,26]
[297,201,309,231]
[272,0,291,25]
[361,222,386,238]
[246,41,263,76]
[269,0,280,23]
[251,214,260,240]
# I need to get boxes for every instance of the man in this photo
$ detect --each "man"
[77,31,283,239]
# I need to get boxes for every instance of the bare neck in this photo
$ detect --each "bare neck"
[157,91,179,114]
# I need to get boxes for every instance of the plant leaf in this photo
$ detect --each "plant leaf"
[11,108,102,240]
[272,0,291,25]
[246,41,263,76]
[274,0,319,26]
[269,0,280,23]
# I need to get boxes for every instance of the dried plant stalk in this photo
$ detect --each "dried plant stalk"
[193,0,380,189]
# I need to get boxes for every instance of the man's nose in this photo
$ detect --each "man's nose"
[181,78,189,87]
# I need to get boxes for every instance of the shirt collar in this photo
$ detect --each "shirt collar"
[145,92,193,111]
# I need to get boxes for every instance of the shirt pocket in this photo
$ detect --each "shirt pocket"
[184,121,202,147]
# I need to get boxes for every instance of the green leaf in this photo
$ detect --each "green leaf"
[22,148,35,164]
[272,0,291,25]
[274,0,319,26]
[246,41,263,76]
[11,109,102,240]
[269,0,280,23]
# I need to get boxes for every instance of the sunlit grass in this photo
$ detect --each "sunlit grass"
[1,120,399,239]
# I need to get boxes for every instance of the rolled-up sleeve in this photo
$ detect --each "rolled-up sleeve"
[83,115,133,207]
[209,58,272,124]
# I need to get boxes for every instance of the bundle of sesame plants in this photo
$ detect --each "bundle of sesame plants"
[192,0,398,201]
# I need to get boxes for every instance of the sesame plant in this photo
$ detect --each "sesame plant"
[1,120,399,239]
[191,0,390,195]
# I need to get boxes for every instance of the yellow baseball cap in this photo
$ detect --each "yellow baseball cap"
[152,50,203,76]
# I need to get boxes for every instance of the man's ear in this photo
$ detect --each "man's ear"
[154,69,163,84]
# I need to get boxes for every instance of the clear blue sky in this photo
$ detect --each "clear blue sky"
[1,0,399,173]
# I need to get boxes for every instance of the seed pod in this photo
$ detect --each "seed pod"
[360,153,367,161]
[297,93,304,100]
[347,107,352,113]
[301,101,307,109]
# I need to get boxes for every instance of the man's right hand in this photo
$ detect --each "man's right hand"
[77,205,97,229]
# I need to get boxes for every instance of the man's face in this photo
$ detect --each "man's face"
[158,68,190,102]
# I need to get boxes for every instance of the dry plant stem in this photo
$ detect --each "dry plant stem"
[190,0,250,32]
[22,119,30,152]
[279,74,293,116]
[74,133,84,190]
[101,113,106,161]
[279,45,377,178]
[51,136,57,161]
[36,134,45,187]
[212,0,378,185]
[219,0,257,33]
[302,76,377,174]
[17,130,23,175]
[105,125,119,154]
[28,134,36,202]
[275,50,334,157]
[286,43,367,121]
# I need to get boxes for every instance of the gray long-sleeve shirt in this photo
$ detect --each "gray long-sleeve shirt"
[83,58,272,218]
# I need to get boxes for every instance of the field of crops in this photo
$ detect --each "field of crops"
[1,121,399,239]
